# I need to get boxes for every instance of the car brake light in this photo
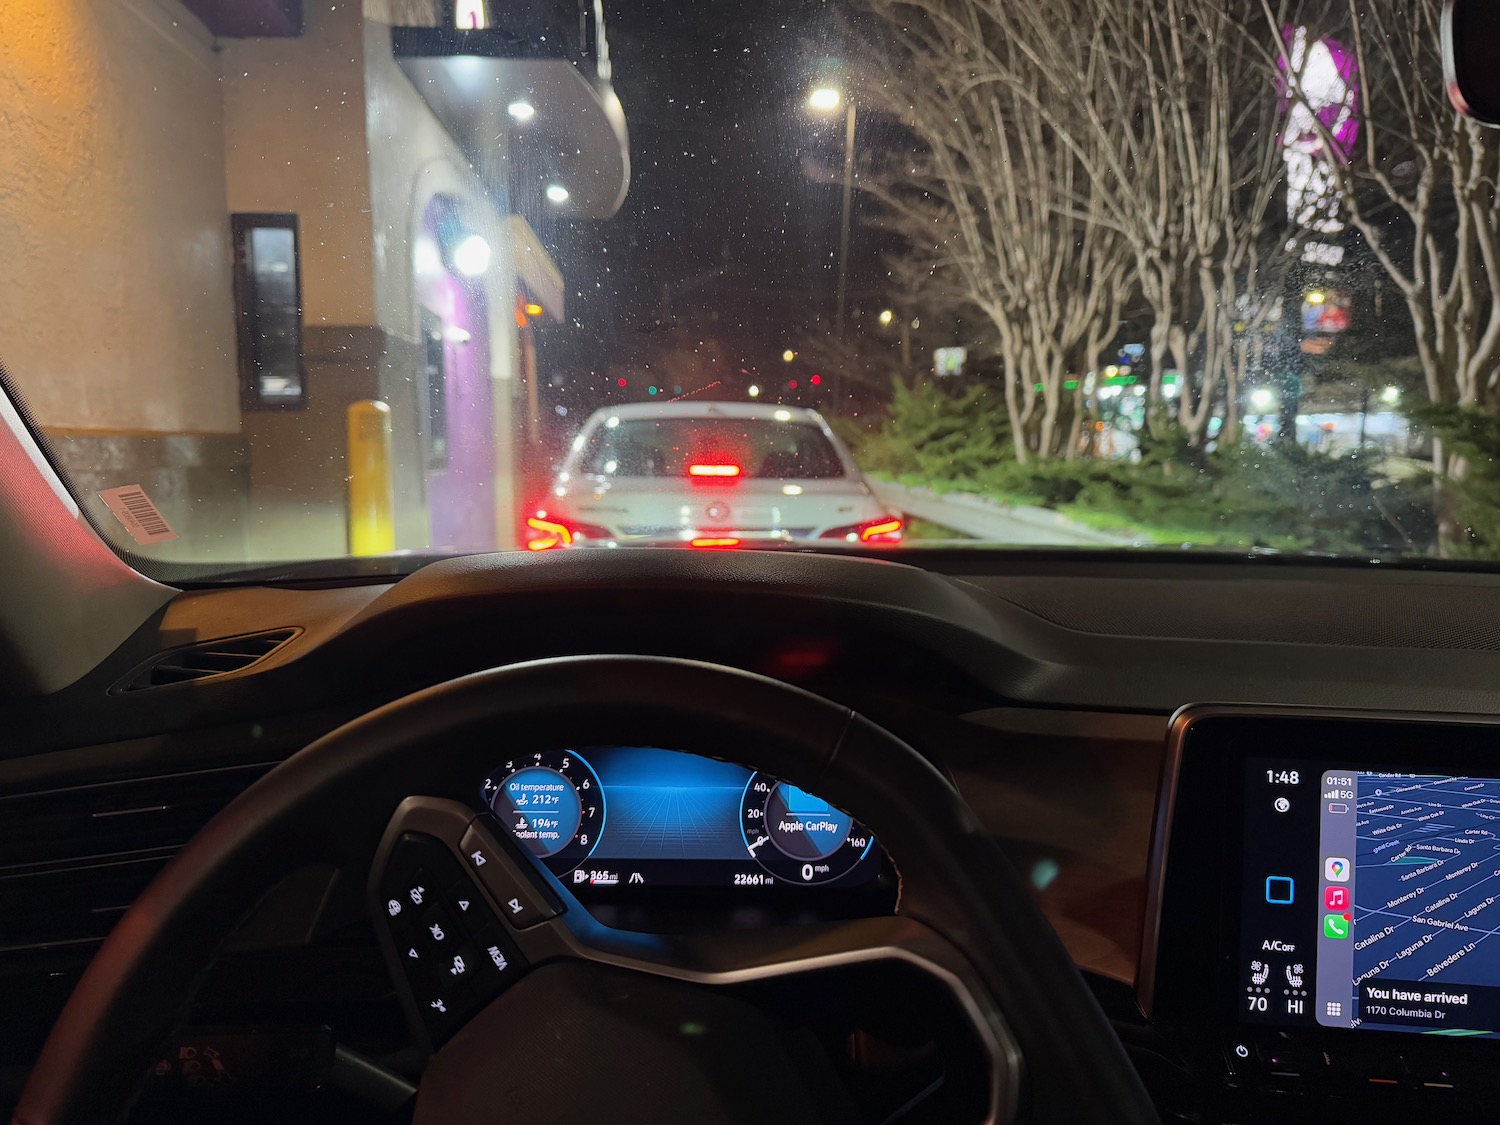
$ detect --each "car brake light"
[859,518,903,542]
[688,464,742,478]
[525,513,614,550]
[820,516,903,544]
[690,537,741,548]
[526,516,573,551]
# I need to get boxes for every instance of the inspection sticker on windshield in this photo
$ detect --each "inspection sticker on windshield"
[98,485,177,545]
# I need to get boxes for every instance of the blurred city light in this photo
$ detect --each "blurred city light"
[507,100,536,123]
[1250,387,1279,413]
[545,184,570,204]
[878,309,894,326]
[782,349,796,362]
[747,384,761,397]
[1380,385,1401,405]
[452,234,490,276]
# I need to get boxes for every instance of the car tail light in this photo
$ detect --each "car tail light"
[690,537,741,548]
[524,513,613,550]
[688,464,742,478]
[820,516,903,544]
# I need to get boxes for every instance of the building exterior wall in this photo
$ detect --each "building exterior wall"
[0,0,239,435]
[219,2,386,558]
[363,14,524,549]
[0,0,561,564]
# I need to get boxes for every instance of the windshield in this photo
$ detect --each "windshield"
[1,0,1494,576]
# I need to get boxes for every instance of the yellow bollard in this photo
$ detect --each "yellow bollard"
[347,400,395,556]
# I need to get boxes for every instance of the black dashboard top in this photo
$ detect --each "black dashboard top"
[11,550,1500,761]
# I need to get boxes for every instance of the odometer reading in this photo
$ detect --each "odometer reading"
[484,749,605,874]
[740,771,873,885]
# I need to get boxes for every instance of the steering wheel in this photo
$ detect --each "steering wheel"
[14,656,1157,1125]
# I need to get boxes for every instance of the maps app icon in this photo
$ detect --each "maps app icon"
[1325,857,1350,883]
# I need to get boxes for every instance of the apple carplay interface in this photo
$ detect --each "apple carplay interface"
[1243,761,1500,1038]
[480,746,886,910]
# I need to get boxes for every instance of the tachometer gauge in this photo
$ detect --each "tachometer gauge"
[483,750,604,874]
[740,771,873,884]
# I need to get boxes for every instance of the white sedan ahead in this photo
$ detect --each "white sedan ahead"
[526,401,902,549]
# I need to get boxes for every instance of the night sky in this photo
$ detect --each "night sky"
[531,0,899,403]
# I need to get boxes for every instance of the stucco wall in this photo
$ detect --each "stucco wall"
[0,0,239,434]
[220,2,377,326]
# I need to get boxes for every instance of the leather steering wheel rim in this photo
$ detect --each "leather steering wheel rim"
[14,655,1157,1125]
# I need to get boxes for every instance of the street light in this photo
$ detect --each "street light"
[507,100,536,123]
[808,86,842,111]
[878,308,894,326]
[806,83,857,347]
[545,183,570,204]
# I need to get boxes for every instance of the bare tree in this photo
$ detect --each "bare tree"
[981,0,1313,446]
[1269,0,1500,432]
[860,0,1132,462]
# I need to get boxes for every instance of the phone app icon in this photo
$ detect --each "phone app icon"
[1324,913,1351,940]
[1324,885,1349,910]
[1325,857,1351,883]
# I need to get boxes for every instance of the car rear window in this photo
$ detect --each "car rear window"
[577,417,846,479]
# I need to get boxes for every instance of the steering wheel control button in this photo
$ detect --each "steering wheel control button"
[443,945,477,983]
[460,820,562,929]
[418,905,456,946]
[471,925,527,983]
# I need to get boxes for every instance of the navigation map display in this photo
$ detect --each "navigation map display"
[1317,771,1500,1036]
[1236,757,1500,1040]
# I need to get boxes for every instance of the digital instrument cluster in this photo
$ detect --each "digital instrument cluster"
[479,746,891,925]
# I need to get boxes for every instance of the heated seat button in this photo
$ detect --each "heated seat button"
[460,820,561,929]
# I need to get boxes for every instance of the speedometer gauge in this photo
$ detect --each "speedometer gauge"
[483,750,604,873]
[740,771,873,885]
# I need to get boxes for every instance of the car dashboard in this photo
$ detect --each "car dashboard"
[9,548,1500,1123]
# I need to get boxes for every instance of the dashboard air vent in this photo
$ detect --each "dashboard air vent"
[0,763,275,958]
[116,628,299,692]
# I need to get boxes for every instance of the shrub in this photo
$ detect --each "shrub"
[1413,404,1500,557]
[837,378,1013,480]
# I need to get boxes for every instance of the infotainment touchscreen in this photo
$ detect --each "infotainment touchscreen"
[1317,771,1500,1035]
[1241,759,1500,1040]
